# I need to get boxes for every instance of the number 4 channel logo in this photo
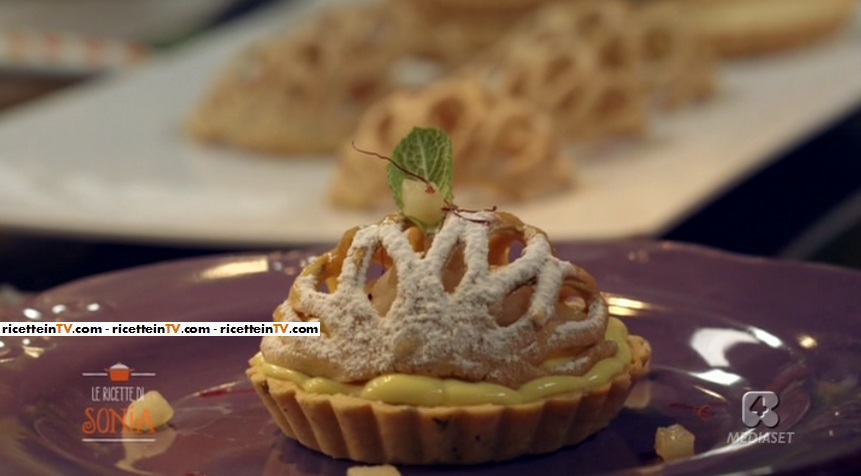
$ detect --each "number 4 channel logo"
[742,391,780,428]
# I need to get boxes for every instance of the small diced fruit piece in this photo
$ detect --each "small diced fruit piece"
[346,465,402,476]
[655,424,695,461]
[124,390,174,431]
[401,179,446,228]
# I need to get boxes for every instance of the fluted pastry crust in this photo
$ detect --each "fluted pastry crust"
[249,335,651,464]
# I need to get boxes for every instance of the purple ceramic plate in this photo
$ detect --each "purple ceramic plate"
[1,241,860,476]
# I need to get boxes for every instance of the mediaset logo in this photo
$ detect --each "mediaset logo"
[81,362,157,442]
[727,391,795,445]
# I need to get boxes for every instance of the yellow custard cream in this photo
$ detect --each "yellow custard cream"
[252,317,631,406]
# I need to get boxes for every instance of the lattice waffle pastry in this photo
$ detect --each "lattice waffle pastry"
[463,0,715,140]
[385,0,560,66]
[186,3,411,155]
[629,2,717,108]
[328,78,572,210]
[467,20,644,140]
[248,210,651,464]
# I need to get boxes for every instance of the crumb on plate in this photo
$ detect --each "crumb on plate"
[347,464,402,476]
[655,423,695,461]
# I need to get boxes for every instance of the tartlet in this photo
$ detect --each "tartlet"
[248,208,651,464]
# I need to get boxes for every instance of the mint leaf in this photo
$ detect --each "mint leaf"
[387,128,454,232]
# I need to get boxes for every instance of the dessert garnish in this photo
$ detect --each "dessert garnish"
[123,390,174,431]
[352,126,453,235]
[352,126,500,233]
[655,424,695,461]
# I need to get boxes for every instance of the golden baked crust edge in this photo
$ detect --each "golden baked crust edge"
[248,335,651,465]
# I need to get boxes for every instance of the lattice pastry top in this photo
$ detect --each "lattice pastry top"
[261,211,616,388]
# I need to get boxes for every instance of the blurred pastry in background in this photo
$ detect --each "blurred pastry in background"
[527,0,716,111]
[664,0,858,57]
[630,2,717,109]
[465,23,648,141]
[186,3,412,155]
[329,78,572,209]
[463,0,715,141]
[386,0,559,66]
[187,0,719,159]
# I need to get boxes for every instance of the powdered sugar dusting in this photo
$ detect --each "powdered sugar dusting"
[261,211,611,387]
